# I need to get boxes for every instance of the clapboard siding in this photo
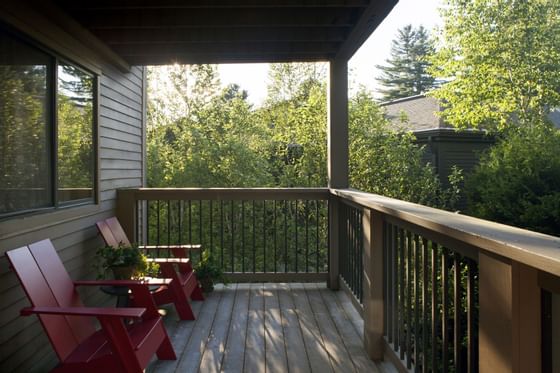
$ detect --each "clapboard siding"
[0,15,146,372]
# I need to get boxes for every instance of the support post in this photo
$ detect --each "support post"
[327,57,348,290]
[116,189,137,242]
[479,253,541,373]
[327,57,348,189]
[363,209,384,360]
[328,196,340,290]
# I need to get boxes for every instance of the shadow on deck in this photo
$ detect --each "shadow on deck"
[148,283,397,373]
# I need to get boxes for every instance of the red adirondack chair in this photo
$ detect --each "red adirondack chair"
[96,217,204,320]
[5,239,176,373]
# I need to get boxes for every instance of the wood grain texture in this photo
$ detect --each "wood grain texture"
[146,282,391,373]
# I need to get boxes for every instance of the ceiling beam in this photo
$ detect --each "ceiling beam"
[112,41,340,57]
[124,53,331,66]
[335,0,398,60]
[72,8,359,29]
[95,27,349,45]
[57,0,369,11]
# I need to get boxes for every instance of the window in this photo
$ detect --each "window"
[0,26,96,216]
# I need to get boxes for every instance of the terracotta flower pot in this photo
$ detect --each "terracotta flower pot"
[111,266,135,280]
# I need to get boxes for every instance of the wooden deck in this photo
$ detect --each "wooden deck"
[148,282,397,373]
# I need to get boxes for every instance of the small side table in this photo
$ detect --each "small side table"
[100,279,163,307]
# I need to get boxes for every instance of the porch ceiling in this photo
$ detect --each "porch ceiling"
[52,0,398,65]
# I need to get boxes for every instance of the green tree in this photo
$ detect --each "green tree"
[466,123,560,235]
[376,24,436,101]
[430,0,560,130]
[349,89,458,208]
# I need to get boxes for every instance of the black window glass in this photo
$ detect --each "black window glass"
[0,31,52,214]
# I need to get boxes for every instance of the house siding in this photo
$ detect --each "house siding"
[0,17,145,372]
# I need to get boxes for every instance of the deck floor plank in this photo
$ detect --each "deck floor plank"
[146,282,393,373]
[264,283,289,373]
[318,284,381,373]
[289,283,334,373]
[221,283,250,373]
[243,283,266,373]
[199,283,237,373]
[303,283,356,373]
[174,284,224,372]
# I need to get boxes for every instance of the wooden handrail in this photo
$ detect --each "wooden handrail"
[331,188,560,277]
[119,187,329,201]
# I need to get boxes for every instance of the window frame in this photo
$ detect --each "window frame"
[0,24,99,219]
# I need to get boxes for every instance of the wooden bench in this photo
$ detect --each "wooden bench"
[97,217,204,320]
[6,239,176,373]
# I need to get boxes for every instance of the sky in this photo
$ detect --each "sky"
[219,0,443,106]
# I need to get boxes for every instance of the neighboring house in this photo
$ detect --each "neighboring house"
[381,95,495,188]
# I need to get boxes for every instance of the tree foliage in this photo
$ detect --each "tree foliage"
[430,0,560,130]
[466,123,560,235]
[147,63,458,209]
[376,24,436,101]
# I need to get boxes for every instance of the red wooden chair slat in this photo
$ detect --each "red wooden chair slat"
[105,217,131,246]
[29,240,95,343]
[96,217,204,320]
[5,239,177,372]
[7,246,79,361]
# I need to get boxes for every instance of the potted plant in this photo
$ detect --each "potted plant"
[96,243,149,280]
[194,251,227,293]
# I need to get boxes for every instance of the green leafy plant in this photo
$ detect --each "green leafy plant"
[194,251,227,292]
[465,123,560,236]
[96,243,149,279]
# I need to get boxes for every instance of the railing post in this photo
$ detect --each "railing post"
[363,208,384,360]
[116,189,137,242]
[328,196,340,289]
[479,252,541,372]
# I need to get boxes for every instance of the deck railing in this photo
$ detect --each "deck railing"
[331,188,560,372]
[117,187,560,372]
[117,188,330,282]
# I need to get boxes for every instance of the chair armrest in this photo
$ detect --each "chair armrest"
[148,258,190,264]
[21,306,145,318]
[140,244,201,250]
[75,279,172,287]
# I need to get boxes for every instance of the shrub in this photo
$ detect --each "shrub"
[466,123,560,236]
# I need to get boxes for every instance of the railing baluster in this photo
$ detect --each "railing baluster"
[454,253,462,373]
[422,238,428,373]
[188,200,192,247]
[392,224,398,348]
[442,248,449,373]
[406,231,412,368]
[178,200,182,246]
[387,223,393,343]
[274,200,277,273]
[295,200,298,273]
[284,200,288,272]
[209,200,213,258]
[220,200,224,269]
[263,200,266,273]
[399,228,405,359]
[414,234,420,372]
[167,200,171,246]
[431,242,438,371]
[231,200,234,273]
[253,200,256,273]
[199,200,203,261]
[146,200,151,246]
[467,258,476,373]
[305,200,309,273]
[156,200,161,248]
[316,200,319,273]
[242,200,245,273]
